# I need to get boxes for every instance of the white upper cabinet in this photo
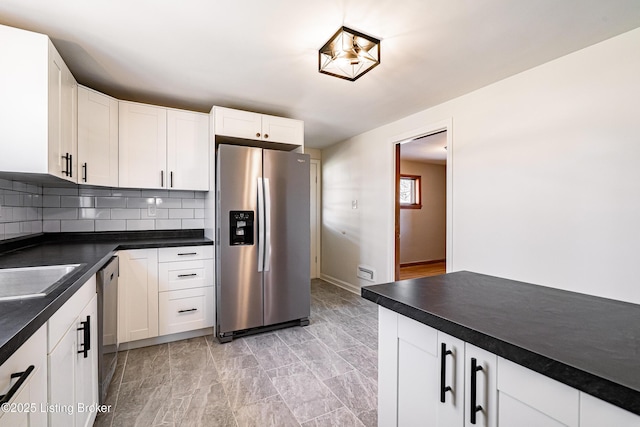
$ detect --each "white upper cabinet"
[214,106,304,146]
[0,24,77,182]
[119,101,168,189]
[77,86,119,187]
[167,109,209,191]
[119,101,209,190]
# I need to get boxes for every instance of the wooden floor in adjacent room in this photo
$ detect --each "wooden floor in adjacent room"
[399,261,446,280]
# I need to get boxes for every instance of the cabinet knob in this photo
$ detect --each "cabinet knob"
[264,134,269,139]
[256,132,261,138]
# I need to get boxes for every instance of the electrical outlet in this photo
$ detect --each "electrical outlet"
[147,198,157,217]
[352,199,358,209]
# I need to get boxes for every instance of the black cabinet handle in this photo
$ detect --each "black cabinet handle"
[161,170,164,187]
[177,273,198,278]
[77,315,91,358]
[440,342,453,403]
[177,252,198,256]
[470,357,484,424]
[82,163,87,182]
[0,365,35,404]
[178,308,198,313]
[170,171,174,188]
[69,154,73,178]
[61,153,69,176]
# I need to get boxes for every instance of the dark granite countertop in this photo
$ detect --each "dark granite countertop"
[362,271,640,416]
[0,230,213,366]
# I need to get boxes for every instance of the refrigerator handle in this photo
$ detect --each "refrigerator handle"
[257,177,265,272]
[264,178,271,272]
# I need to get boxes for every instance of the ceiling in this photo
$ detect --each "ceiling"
[1,1,639,149]
[401,132,447,165]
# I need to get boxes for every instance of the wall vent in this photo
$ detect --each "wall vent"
[357,265,376,282]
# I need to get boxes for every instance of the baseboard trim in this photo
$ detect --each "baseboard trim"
[319,273,361,295]
[119,327,214,351]
[400,259,446,268]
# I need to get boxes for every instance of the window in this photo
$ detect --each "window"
[400,174,421,209]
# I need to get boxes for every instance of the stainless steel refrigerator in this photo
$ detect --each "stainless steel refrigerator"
[216,144,310,342]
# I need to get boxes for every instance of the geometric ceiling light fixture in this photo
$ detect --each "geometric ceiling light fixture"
[319,26,380,81]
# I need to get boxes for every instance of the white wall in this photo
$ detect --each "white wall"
[321,27,640,304]
[399,160,446,264]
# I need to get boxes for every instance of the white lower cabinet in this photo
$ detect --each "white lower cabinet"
[379,306,639,427]
[47,276,98,427]
[120,246,213,343]
[0,325,47,427]
[380,307,496,427]
[118,249,159,343]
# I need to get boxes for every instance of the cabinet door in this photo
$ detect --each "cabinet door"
[166,109,209,191]
[119,249,159,342]
[47,42,65,180]
[119,102,167,189]
[78,86,118,187]
[61,63,78,182]
[261,114,304,145]
[464,343,496,427]
[158,286,214,335]
[75,295,98,427]
[497,357,579,427]
[48,323,76,427]
[396,314,440,427]
[436,332,465,426]
[580,393,640,427]
[214,107,262,140]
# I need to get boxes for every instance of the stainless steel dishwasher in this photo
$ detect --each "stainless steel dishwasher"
[97,256,119,405]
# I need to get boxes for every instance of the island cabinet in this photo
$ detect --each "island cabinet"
[379,306,640,427]
[379,307,496,427]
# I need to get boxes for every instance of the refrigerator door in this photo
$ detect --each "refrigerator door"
[217,144,264,335]
[262,150,311,326]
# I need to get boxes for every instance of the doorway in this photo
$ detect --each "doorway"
[310,159,321,278]
[394,129,449,281]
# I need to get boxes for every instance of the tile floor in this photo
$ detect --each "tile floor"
[94,279,379,427]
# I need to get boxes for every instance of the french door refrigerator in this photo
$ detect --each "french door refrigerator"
[216,144,310,342]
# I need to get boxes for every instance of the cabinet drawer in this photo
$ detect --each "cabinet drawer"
[158,287,213,336]
[397,312,438,356]
[497,357,579,427]
[158,259,212,292]
[158,245,213,262]
[48,275,96,353]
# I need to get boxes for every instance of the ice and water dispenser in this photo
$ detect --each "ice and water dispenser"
[229,211,254,245]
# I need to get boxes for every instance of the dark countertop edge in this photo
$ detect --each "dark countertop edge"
[362,287,640,417]
[0,230,213,366]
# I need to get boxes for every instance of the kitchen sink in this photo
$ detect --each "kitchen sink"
[0,264,83,301]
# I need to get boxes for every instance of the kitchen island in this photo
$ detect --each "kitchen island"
[362,271,640,426]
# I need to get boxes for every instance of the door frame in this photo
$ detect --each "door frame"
[310,159,321,278]
[390,119,453,280]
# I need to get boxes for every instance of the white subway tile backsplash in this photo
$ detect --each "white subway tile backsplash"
[126,197,156,208]
[4,193,22,206]
[169,209,194,219]
[43,208,78,220]
[182,219,204,229]
[42,195,61,208]
[195,192,206,199]
[80,208,111,220]
[95,220,126,232]
[44,187,79,196]
[168,190,194,198]
[110,209,141,220]
[61,220,95,232]
[27,207,39,221]
[126,219,155,231]
[111,189,142,197]
[0,207,14,222]
[43,220,61,233]
[155,197,182,209]
[141,208,168,219]
[12,181,27,192]
[31,221,42,233]
[95,197,127,208]
[194,209,205,219]
[155,219,182,230]
[0,179,13,190]
[182,198,205,209]
[141,190,169,198]
[61,195,95,208]
[5,223,20,237]
[78,187,112,196]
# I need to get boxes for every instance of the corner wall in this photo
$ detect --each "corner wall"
[322,27,640,304]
